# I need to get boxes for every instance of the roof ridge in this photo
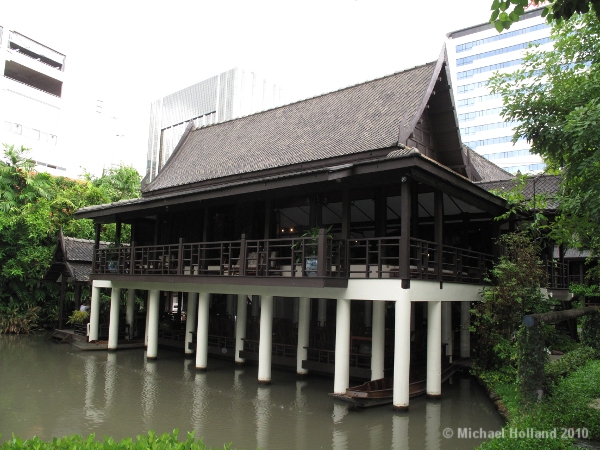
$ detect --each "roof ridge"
[186,61,438,134]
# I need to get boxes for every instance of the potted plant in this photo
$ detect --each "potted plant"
[67,309,90,335]
[291,226,332,276]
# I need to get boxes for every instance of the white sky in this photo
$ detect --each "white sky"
[2,0,493,177]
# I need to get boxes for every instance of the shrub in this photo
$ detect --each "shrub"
[0,429,231,449]
[67,310,90,325]
[580,313,600,351]
[545,346,600,393]
[0,303,41,334]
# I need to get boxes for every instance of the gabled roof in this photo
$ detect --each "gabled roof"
[43,229,109,284]
[463,145,514,182]
[143,48,467,194]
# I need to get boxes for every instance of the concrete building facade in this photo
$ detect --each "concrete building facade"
[146,68,283,181]
[446,8,551,174]
[0,26,66,175]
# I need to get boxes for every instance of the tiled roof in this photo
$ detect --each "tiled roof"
[477,174,560,209]
[144,62,438,193]
[463,145,514,182]
[64,236,108,262]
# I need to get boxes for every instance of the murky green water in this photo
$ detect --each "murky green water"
[0,333,503,449]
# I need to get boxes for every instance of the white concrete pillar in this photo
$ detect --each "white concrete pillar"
[427,301,442,398]
[147,290,160,360]
[89,284,101,342]
[126,289,135,338]
[460,301,471,358]
[364,301,372,328]
[318,298,327,326]
[297,297,310,375]
[442,302,453,362]
[333,298,351,394]
[235,294,247,364]
[371,301,385,380]
[185,293,199,355]
[258,295,274,384]
[196,292,210,370]
[393,299,411,411]
[108,287,121,350]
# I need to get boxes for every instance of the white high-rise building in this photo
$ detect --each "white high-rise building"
[447,8,551,174]
[147,68,283,180]
[0,26,67,175]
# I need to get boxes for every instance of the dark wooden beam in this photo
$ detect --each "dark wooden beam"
[400,177,411,284]
[434,189,443,285]
[341,189,350,240]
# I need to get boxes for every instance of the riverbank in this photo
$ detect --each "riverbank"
[476,348,600,450]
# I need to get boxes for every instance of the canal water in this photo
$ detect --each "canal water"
[0,333,503,449]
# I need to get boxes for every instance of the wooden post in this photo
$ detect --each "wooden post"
[239,233,247,276]
[177,238,183,275]
[115,218,122,247]
[317,228,327,277]
[341,189,350,240]
[130,241,136,274]
[58,275,67,329]
[400,176,411,287]
[434,189,443,285]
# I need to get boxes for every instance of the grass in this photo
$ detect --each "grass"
[477,354,600,450]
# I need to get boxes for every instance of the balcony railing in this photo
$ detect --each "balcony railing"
[92,234,495,285]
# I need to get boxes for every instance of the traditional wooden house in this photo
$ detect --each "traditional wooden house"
[43,229,108,328]
[75,48,518,411]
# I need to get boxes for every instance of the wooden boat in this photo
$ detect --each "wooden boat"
[330,365,456,408]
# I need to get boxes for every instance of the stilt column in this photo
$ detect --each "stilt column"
[89,284,101,342]
[460,302,471,358]
[297,297,310,375]
[196,292,210,370]
[426,301,442,398]
[147,290,160,360]
[258,295,274,384]
[371,301,385,380]
[333,298,351,394]
[185,293,198,355]
[235,294,247,364]
[108,287,121,350]
[393,299,411,411]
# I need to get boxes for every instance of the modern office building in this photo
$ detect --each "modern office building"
[146,68,283,181]
[446,8,551,174]
[0,26,67,175]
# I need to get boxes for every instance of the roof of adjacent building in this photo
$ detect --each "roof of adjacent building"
[477,174,560,209]
[143,60,440,193]
[43,230,109,284]
[463,145,514,183]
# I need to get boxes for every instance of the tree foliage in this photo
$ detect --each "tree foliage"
[0,144,141,332]
[472,232,552,374]
[490,0,600,32]
[489,12,600,261]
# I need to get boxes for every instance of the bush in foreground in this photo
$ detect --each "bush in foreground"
[0,430,231,450]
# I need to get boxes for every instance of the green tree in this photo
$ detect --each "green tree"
[490,0,600,32]
[0,144,141,332]
[488,12,600,262]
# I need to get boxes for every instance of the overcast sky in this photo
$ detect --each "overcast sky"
[2,0,493,176]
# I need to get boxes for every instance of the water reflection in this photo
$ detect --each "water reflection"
[0,333,505,450]
[141,359,157,426]
[255,386,270,450]
[191,371,207,437]
[392,414,409,450]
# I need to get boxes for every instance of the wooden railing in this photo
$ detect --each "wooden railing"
[242,339,297,359]
[92,234,496,285]
[305,348,371,369]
